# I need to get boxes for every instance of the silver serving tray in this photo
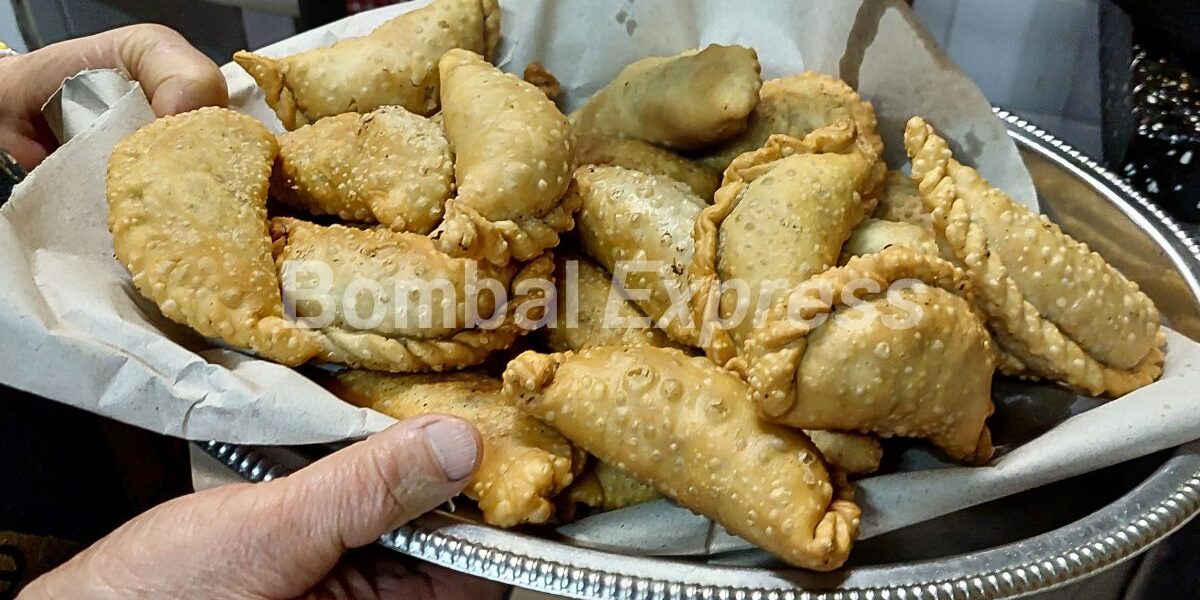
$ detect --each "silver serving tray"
[203,109,1200,600]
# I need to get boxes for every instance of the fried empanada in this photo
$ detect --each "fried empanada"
[570,45,762,150]
[271,107,453,234]
[696,72,885,192]
[806,431,884,477]
[327,370,581,527]
[691,125,878,364]
[107,107,320,366]
[503,346,860,570]
[571,165,707,345]
[234,0,500,129]
[543,253,682,353]
[271,217,552,372]
[523,61,561,102]
[433,49,577,265]
[544,254,874,474]
[839,218,941,263]
[575,133,720,199]
[872,170,933,232]
[904,117,1165,396]
[559,459,662,519]
[745,247,996,464]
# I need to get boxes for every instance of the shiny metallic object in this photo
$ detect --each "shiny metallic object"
[204,109,1200,599]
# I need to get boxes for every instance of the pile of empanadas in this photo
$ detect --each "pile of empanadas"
[104,0,1166,571]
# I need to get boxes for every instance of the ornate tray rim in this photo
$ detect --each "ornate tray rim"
[203,109,1200,600]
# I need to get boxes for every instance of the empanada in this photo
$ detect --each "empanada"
[690,125,878,364]
[271,217,552,372]
[543,253,682,353]
[570,45,762,150]
[503,346,860,570]
[839,218,941,263]
[107,107,320,366]
[806,431,884,477]
[575,133,720,199]
[571,165,707,345]
[744,247,996,464]
[327,370,581,527]
[433,49,577,265]
[904,117,1164,396]
[271,107,453,234]
[559,459,662,519]
[696,71,885,194]
[523,61,561,102]
[234,0,500,129]
[872,170,932,232]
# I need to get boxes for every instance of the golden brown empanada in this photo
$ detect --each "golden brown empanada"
[690,125,878,364]
[575,133,720,199]
[806,431,884,477]
[543,253,682,353]
[270,217,552,372]
[696,71,885,192]
[328,370,581,527]
[872,170,933,232]
[570,45,762,150]
[503,346,860,571]
[523,61,561,102]
[234,0,500,129]
[433,49,577,265]
[558,459,662,520]
[571,165,707,345]
[745,247,996,464]
[107,107,320,366]
[839,218,941,263]
[544,254,877,474]
[271,107,453,234]
[904,117,1164,396]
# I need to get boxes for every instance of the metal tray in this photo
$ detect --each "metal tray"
[203,109,1200,600]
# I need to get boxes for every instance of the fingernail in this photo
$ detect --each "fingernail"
[422,418,479,482]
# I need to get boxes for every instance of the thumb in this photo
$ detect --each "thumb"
[113,24,229,116]
[276,415,482,552]
[19,416,483,600]
[222,414,483,597]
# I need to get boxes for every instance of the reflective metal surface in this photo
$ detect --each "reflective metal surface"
[205,110,1200,599]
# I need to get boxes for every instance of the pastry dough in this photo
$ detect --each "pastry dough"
[744,247,996,464]
[503,346,860,570]
[570,45,762,150]
[271,107,453,234]
[690,125,878,364]
[571,165,707,345]
[234,0,500,129]
[328,370,581,527]
[433,49,578,265]
[271,217,552,372]
[904,117,1164,396]
[575,133,720,199]
[106,107,320,366]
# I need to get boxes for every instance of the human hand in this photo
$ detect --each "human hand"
[19,415,507,600]
[0,24,228,170]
